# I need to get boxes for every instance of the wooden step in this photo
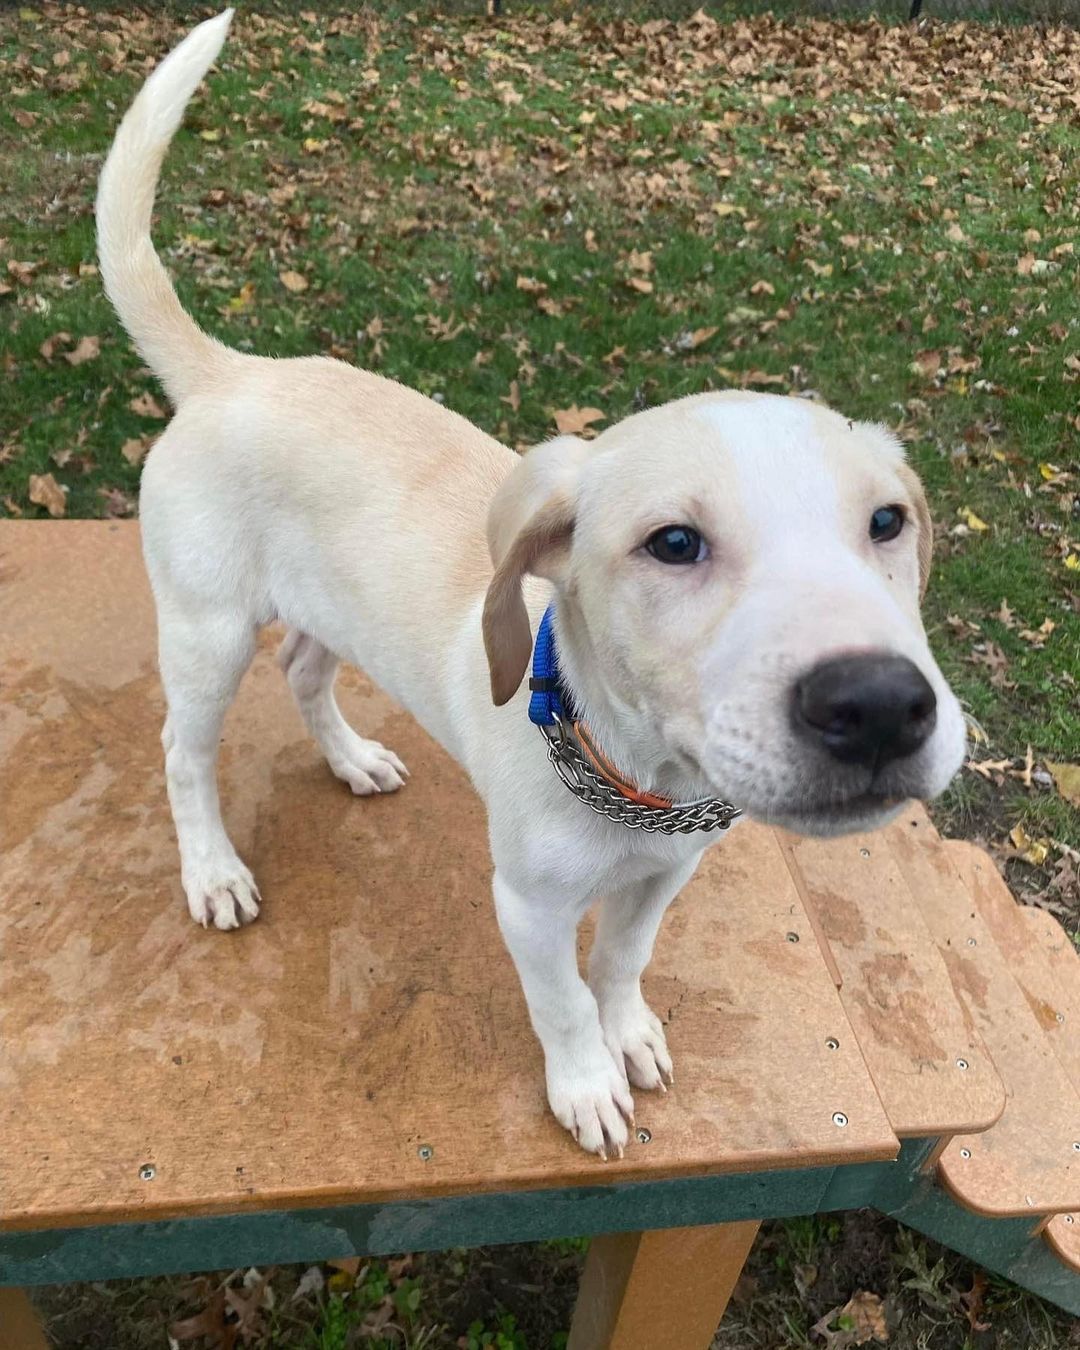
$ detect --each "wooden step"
[885,818,1080,1219]
[1007,905,1080,1274]
[780,829,1004,1139]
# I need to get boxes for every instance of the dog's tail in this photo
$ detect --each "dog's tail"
[96,11,235,406]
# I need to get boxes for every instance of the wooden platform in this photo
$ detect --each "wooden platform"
[3,522,903,1233]
[3,521,1080,1322]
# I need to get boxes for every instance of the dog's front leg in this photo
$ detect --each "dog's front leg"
[588,857,702,1092]
[494,871,634,1159]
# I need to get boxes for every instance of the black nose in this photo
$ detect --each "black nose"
[792,654,937,771]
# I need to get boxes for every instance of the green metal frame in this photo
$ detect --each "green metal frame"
[4,1139,1078,1315]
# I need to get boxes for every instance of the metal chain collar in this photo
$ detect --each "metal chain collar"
[540,719,742,835]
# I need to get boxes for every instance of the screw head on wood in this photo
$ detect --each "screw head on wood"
[859,848,870,858]
[636,1127,652,1144]
[786,931,800,943]
[959,1148,971,1159]
[966,937,977,947]
[955,1058,969,1071]
[832,1112,848,1128]
[826,1037,840,1051]
[417,1144,434,1162]
[138,1164,156,1181]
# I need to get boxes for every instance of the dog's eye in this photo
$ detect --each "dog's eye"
[869,505,904,543]
[644,525,707,565]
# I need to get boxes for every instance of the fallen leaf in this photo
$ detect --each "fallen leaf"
[957,506,989,532]
[1017,253,1036,275]
[39,330,72,362]
[967,757,1012,781]
[994,599,1016,628]
[198,128,222,142]
[750,279,776,297]
[291,1266,324,1301]
[683,326,719,350]
[626,276,653,294]
[64,335,100,366]
[961,1271,991,1333]
[121,435,153,466]
[627,249,653,273]
[812,1289,888,1347]
[28,472,66,517]
[553,405,605,436]
[129,392,167,419]
[1046,762,1080,808]
[1010,824,1050,866]
[279,270,309,293]
[912,350,940,379]
[501,379,520,413]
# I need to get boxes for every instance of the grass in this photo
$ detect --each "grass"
[4,1,1080,1345]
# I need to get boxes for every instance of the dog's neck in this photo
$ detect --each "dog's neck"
[549,599,712,806]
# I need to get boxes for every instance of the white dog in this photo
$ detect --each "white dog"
[97,12,967,1158]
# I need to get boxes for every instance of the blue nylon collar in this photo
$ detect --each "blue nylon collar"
[528,605,574,726]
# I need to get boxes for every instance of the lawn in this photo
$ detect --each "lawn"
[3,1,1079,1346]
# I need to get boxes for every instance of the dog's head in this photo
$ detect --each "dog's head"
[483,391,966,836]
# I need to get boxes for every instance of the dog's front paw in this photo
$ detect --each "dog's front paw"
[183,858,261,930]
[329,735,408,796]
[598,992,674,1092]
[547,1045,635,1160]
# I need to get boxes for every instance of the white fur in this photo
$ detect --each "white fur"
[97,17,967,1158]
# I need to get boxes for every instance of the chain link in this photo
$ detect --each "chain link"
[540,720,741,835]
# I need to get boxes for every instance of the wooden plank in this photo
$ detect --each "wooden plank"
[1016,906,1080,1086]
[0,522,897,1232]
[0,1290,50,1350]
[780,831,1004,1139]
[1045,1214,1080,1275]
[1008,906,1080,1274]
[567,1221,760,1350]
[886,814,1080,1218]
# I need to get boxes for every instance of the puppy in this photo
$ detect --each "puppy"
[97,12,967,1158]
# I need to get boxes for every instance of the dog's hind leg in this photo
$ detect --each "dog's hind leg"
[157,602,261,930]
[278,630,408,796]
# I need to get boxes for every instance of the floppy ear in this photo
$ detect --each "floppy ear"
[482,436,587,706]
[896,460,933,599]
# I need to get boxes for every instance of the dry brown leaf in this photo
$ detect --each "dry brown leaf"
[912,350,941,379]
[686,326,719,350]
[121,435,153,466]
[28,472,66,517]
[1046,762,1080,808]
[553,405,605,436]
[1017,252,1036,276]
[501,379,521,413]
[627,249,653,273]
[279,270,309,293]
[129,391,167,419]
[39,331,72,362]
[812,1289,888,1347]
[64,335,100,366]
[626,276,653,294]
[1010,824,1050,866]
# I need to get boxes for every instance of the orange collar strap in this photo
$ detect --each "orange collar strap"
[573,721,674,811]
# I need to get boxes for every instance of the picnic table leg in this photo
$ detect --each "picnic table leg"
[0,1289,50,1350]
[567,1220,761,1350]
